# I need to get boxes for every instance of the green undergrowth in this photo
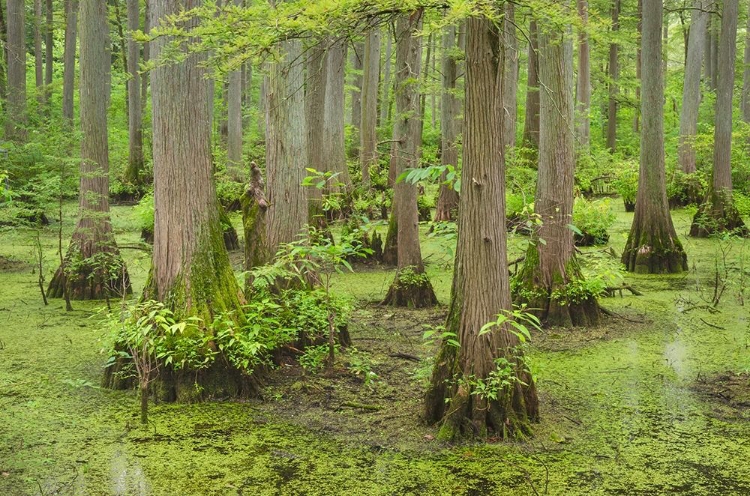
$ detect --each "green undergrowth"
[2,202,750,494]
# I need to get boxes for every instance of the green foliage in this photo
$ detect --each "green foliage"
[345,347,379,388]
[397,163,460,193]
[299,344,333,372]
[422,324,460,349]
[133,190,155,233]
[612,161,639,205]
[571,197,616,246]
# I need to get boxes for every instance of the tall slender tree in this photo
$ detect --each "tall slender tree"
[425,14,538,440]
[124,0,144,185]
[382,11,437,308]
[521,20,539,150]
[380,28,393,125]
[62,0,79,126]
[6,0,26,140]
[434,24,459,222]
[348,41,364,157]
[305,40,328,226]
[622,0,688,273]
[34,0,45,106]
[360,28,381,187]
[503,2,519,150]
[576,0,591,148]
[48,0,131,299]
[45,0,53,101]
[690,0,748,236]
[606,0,620,152]
[323,39,352,194]
[678,0,708,175]
[515,9,599,327]
[741,1,750,124]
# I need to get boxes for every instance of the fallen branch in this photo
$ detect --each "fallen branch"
[341,402,382,411]
[599,306,646,323]
[604,284,643,297]
[388,352,420,362]
[699,318,725,330]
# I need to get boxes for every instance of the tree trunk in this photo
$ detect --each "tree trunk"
[383,11,437,309]
[521,20,540,151]
[48,0,131,300]
[44,0,53,100]
[380,29,392,125]
[0,1,6,101]
[266,39,308,256]
[112,0,128,115]
[124,0,144,186]
[515,15,599,328]
[503,2,519,150]
[678,0,707,175]
[305,40,327,226]
[141,0,149,114]
[576,0,591,148]
[434,24,459,222]
[425,15,538,441]
[622,0,688,273]
[6,0,26,140]
[62,0,78,126]
[34,0,45,106]
[242,162,269,293]
[324,39,352,196]
[690,0,748,236]
[606,0,620,152]
[634,0,642,132]
[348,41,364,157]
[226,0,244,182]
[360,28,381,188]
[710,15,718,91]
[741,1,750,123]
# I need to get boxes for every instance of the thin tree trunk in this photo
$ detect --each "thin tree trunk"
[34,0,45,106]
[141,0,149,113]
[44,0,53,101]
[48,0,131,300]
[419,32,432,130]
[521,20,540,150]
[305,40,327,226]
[622,0,688,273]
[6,0,26,140]
[741,1,750,123]
[691,0,748,236]
[226,0,244,182]
[62,0,79,126]
[380,29,392,125]
[663,13,669,80]
[361,28,381,187]
[425,15,538,441]
[112,0,128,116]
[503,2,519,150]
[349,41,364,157]
[434,24,459,222]
[383,10,437,308]
[679,0,708,175]
[0,1,6,100]
[324,39,352,195]
[266,39,308,255]
[124,0,144,186]
[634,0,642,132]
[576,0,591,148]
[606,0,620,152]
[710,15,718,91]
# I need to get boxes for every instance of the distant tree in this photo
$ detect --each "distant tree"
[323,39,351,194]
[690,0,748,236]
[678,0,708,175]
[382,11,437,308]
[48,0,131,299]
[226,0,244,182]
[124,0,145,185]
[521,20,539,151]
[62,0,79,126]
[425,14,538,440]
[348,41,364,157]
[434,24,459,222]
[305,40,328,226]
[741,1,750,124]
[622,0,688,272]
[503,2,519,150]
[606,0,620,152]
[5,0,26,140]
[575,0,590,148]
[360,28,381,188]
[34,0,44,106]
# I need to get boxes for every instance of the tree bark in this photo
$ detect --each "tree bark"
[710,14,718,91]
[324,39,352,196]
[6,0,26,140]
[141,0,149,114]
[305,40,327,226]
[503,2,519,150]
[34,0,45,106]
[360,28,381,188]
[44,0,53,101]
[0,1,6,101]
[124,0,144,186]
[521,20,540,151]
[622,0,688,273]
[242,161,269,293]
[690,0,748,236]
[741,1,750,123]
[266,39,308,256]
[434,24,459,222]
[679,0,708,175]
[606,0,620,152]
[383,11,437,309]
[634,0,642,132]
[515,14,599,327]
[380,28,392,125]
[48,0,131,300]
[226,0,244,182]
[62,0,79,127]
[425,15,538,440]
[576,0,591,148]
[349,41,364,157]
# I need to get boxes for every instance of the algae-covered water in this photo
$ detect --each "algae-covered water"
[1,203,749,495]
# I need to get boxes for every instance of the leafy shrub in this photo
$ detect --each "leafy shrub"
[571,197,615,246]
[667,170,706,208]
[612,161,639,210]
